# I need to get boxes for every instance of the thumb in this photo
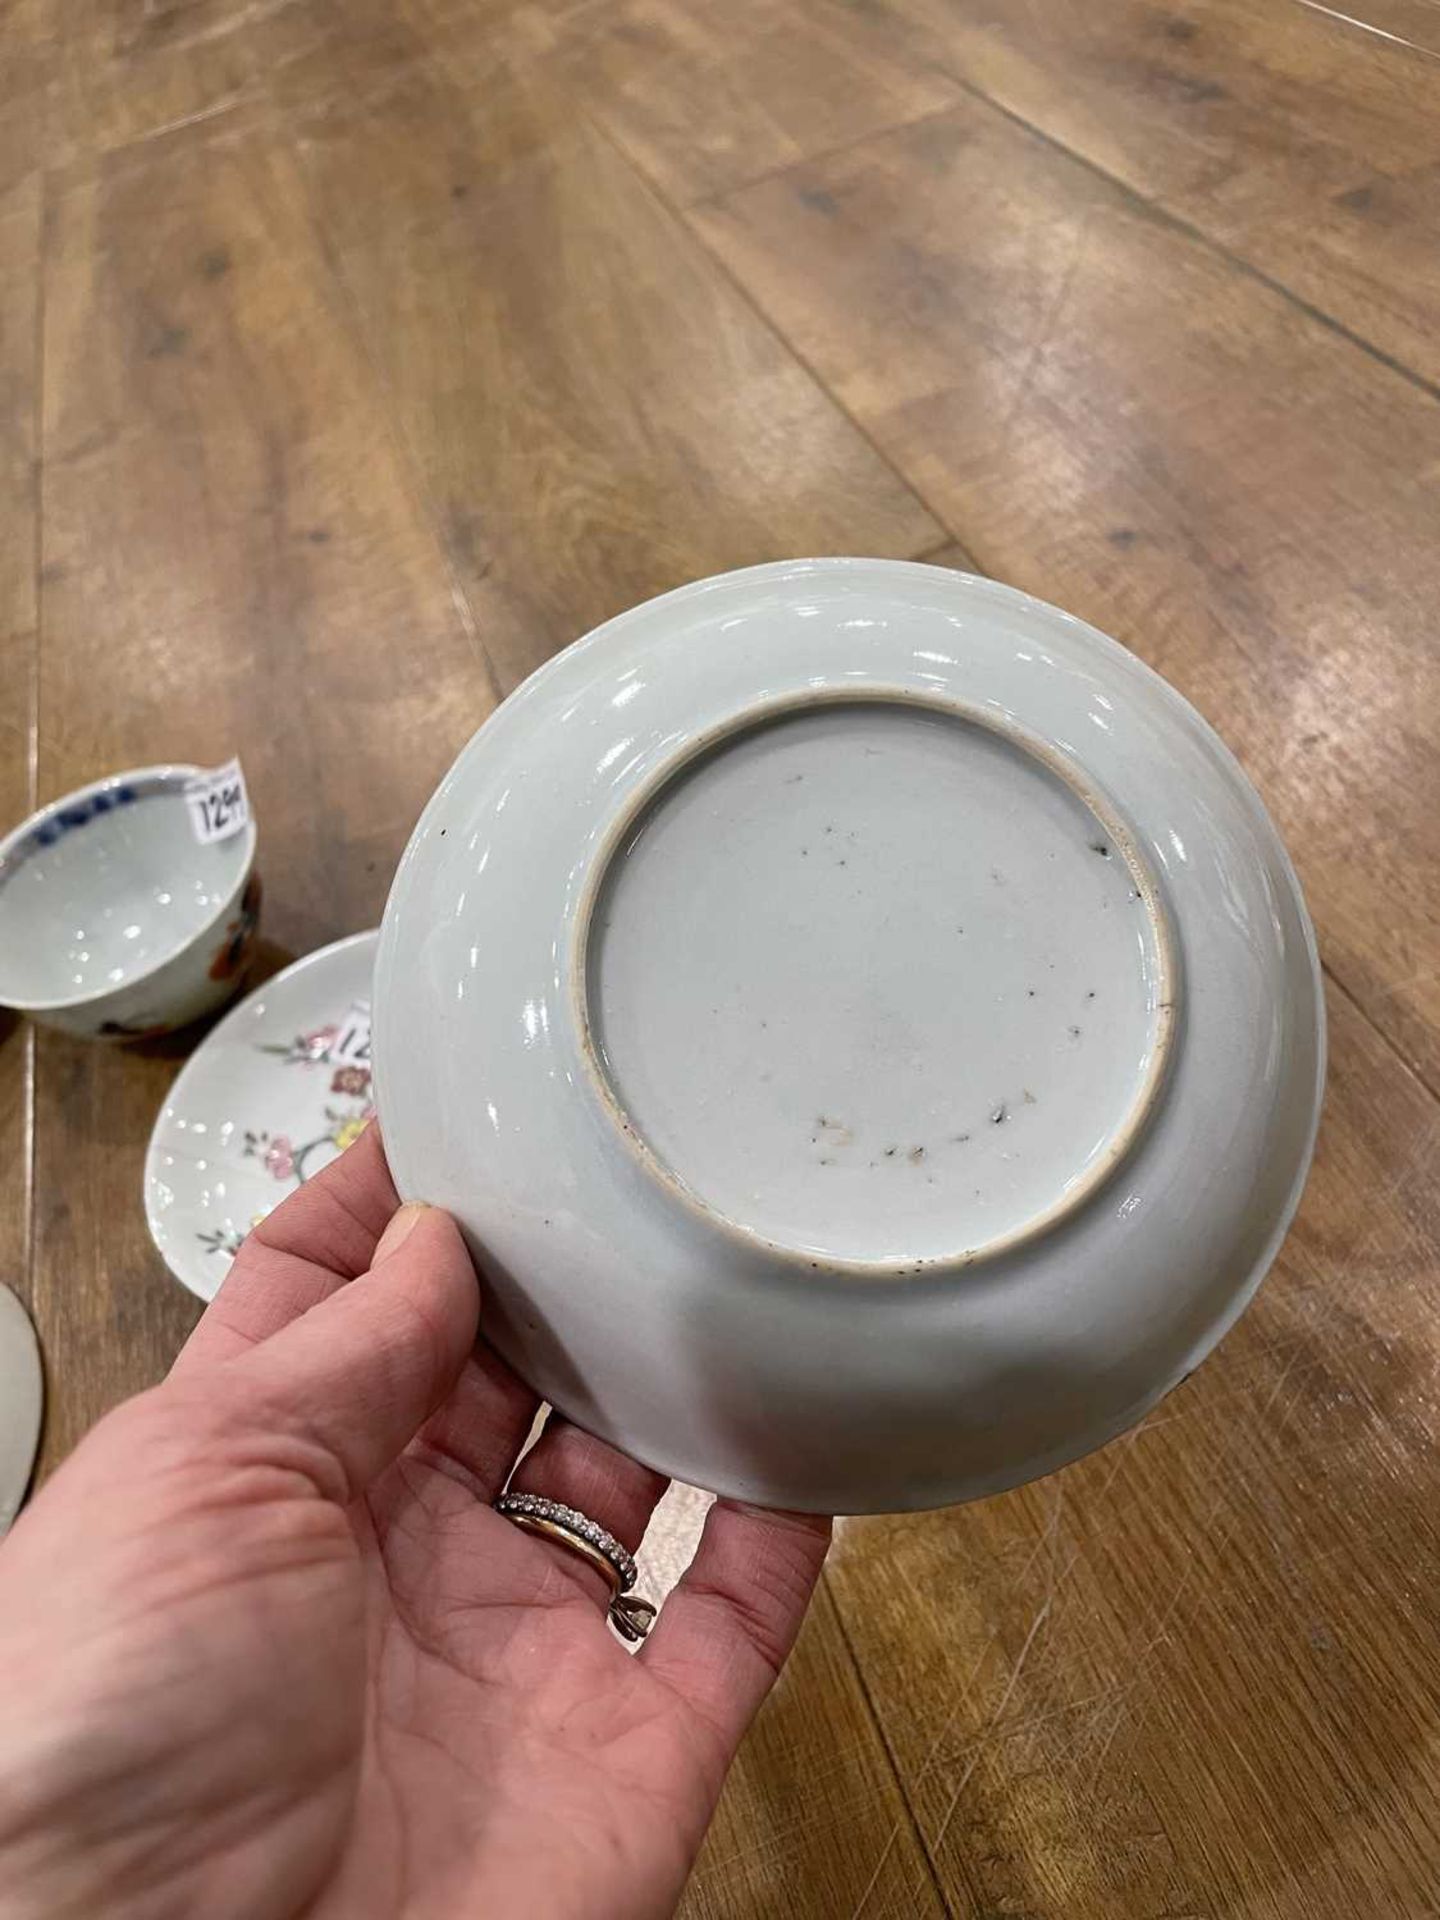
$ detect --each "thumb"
[221,1203,480,1501]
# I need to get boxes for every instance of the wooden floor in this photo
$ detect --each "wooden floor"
[4,0,1440,1912]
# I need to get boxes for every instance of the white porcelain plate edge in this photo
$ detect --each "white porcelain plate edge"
[0,1283,42,1534]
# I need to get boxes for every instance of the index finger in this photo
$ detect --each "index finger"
[173,1122,399,1375]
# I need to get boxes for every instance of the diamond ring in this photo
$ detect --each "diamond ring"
[496,1491,656,1641]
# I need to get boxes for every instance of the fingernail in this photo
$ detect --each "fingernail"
[373,1202,429,1267]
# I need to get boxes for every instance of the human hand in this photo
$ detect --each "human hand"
[0,1126,830,1919]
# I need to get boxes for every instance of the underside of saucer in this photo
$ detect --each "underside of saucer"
[583,693,1175,1270]
[375,560,1323,1513]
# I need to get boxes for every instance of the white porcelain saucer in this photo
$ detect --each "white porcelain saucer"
[144,932,378,1300]
[375,561,1324,1513]
[0,1283,42,1533]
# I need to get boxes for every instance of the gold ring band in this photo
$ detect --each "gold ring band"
[501,1508,658,1642]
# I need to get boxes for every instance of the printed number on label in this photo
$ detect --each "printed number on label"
[331,1002,372,1067]
[185,759,250,845]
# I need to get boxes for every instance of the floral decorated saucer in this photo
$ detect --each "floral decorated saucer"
[144,931,378,1300]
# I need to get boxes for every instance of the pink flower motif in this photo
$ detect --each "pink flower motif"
[300,1024,339,1061]
[331,1065,372,1098]
[263,1135,295,1180]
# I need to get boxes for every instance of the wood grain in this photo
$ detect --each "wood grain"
[679,1582,945,1920]
[30,109,493,1467]
[7,0,1440,1912]
[273,47,940,691]
[0,0,270,199]
[859,0,1440,389]
[49,0,262,164]
[826,986,1440,1915]
[540,0,961,207]
[0,1,52,200]
[0,175,40,1325]
[695,93,1440,1087]
[14,39,945,1902]
[0,176,39,651]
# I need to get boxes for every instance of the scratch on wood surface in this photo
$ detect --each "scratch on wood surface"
[119,94,247,148]
[845,1602,1084,1920]
[938,1685,1119,1755]
[997,212,1094,433]
[688,1669,914,1889]
[1088,1417,1151,1503]
[1044,1481,1066,1591]
[1376,958,1440,1002]
[1077,1553,1208,1791]
[1294,0,1440,60]
[1321,1110,1440,1294]
[1255,1341,1308,1420]
[689,1746,896,1884]
[848,1485,1073,1918]
[845,1825,900,1920]
[925,1579,1065,1853]
[1130,1406,1190,1435]
[132,0,297,55]
[924,1492,1239,1825]
[916,1483,1069,1790]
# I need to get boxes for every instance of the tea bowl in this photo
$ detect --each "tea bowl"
[0,766,260,1040]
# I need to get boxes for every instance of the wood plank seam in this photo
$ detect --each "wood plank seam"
[822,1569,969,1919]
[677,96,964,217]
[1322,957,1440,1108]
[689,92,1440,1085]
[22,167,44,1311]
[577,111,953,565]
[253,93,507,709]
[29,170,44,799]
[672,180,960,562]
[938,69,1440,412]
[910,537,979,568]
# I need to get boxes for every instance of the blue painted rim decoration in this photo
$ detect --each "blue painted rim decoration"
[0,775,170,884]
[33,785,138,851]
